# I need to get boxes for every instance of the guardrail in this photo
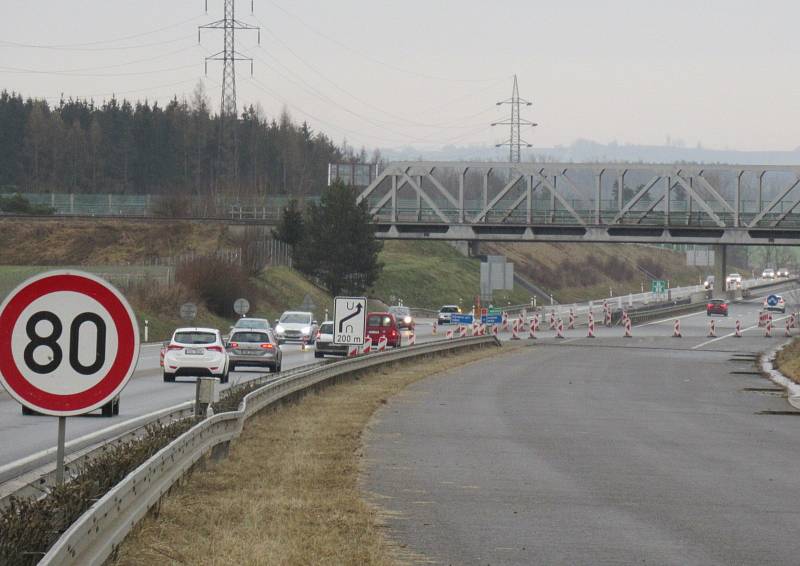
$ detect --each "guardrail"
[38,335,499,566]
[0,362,327,509]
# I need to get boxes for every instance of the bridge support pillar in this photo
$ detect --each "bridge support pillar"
[713,244,727,299]
[468,240,481,257]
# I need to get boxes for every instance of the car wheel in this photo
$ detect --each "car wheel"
[163,371,175,383]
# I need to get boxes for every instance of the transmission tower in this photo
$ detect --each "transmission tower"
[199,0,260,118]
[492,75,537,163]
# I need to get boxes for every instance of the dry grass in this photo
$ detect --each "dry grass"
[775,338,800,384]
[112,343,521,566]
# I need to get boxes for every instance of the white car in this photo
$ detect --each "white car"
[163,328,230,384]
[314,321,348,358]
[763,294,786,314]
[725,273,742,289]
[437,305,461,325]
[274,311,318,345]
[778,267,790,278]
[762,268,776,279]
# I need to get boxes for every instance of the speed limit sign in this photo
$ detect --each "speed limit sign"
[0,270,140,416]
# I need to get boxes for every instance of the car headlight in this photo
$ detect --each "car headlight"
[275,325,285,334]
[301,326,311,334]
[403,316,412,324]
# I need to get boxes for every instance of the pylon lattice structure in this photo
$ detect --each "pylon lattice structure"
[199,0,260,119]
[492,74,537,163]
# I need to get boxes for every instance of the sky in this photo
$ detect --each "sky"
[1,0,799,153]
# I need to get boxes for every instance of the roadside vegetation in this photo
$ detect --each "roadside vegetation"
[774,339,800,384]
[112,343,518,566]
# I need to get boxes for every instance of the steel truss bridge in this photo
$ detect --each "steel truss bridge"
[357,162,800,245]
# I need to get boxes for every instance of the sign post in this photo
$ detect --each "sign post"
[0,270,140,484]
[333,296,367,346]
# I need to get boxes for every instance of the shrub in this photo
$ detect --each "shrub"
[177,256,256,318]
[0,194,54,215]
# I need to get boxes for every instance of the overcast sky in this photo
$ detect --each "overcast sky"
[1,0,799,153]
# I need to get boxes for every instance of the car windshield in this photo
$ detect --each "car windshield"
[710,300,725,304]
[234,318,270,329]
[320,322,334,334]
[230,331,271,343]
[368,315,393,327]
[280,313,311,324]
[440,306,459,313]
[174,331,216,344]
[390,307,410,316]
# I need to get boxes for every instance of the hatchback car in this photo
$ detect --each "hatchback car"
[388,305,415,331]
[226,329,282,372]
[314,321,348,358]
[762,268,776,279]
[706,299,729,317]
[437,305,461,325]
[778,267,790,278]
[275,311,318,345]
[366,312,402,348]
[725,273,742,289]
[163,328,230,383]
[763,294,786,313]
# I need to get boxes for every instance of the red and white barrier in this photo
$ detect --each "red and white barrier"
[556,318,565,339]
[604,307,612,327]
[624,317,632,338]
[735,319,742,338]
[707,319,716,338]
[758,311,769,328]
[673,319,682,338]
[587,313,596,338]
[529,318,537,339]
[502,312,509,332]
[460,325,468,338]
[362,337,373,355]
[492,324,499,337]
[568,309,575,330]
[409,333,416,346]
[533,314,540,333]
[159,346,165,368]
[765,315,773,338]
[301,335,308,351]
[786,317,792,337]
[446,329,454,340]
[432,321,437,335]
[549,311,555,330]
[510,319,521,340]
[377,336,388,351]
[348,345,359,357]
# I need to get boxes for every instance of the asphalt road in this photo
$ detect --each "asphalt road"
[365,296,800,565]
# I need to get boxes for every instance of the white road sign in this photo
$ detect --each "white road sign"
[0,270,140,416]
[333,296,367,345]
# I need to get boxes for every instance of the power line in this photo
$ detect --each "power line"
[491,74,537,162]
[0,36,190,52]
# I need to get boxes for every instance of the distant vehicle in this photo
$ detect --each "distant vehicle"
[706,299,729,317]
[163,328,230,383]
[763,294,786,314]
[437,305,461,325]
[229,317,275,342]
[388,305,415,331]
[366,312,402,348]
[762,268,776,279]
[725,273,742,289]
[274,311,318,345]
[778,267,790,278]
[314,321,348,358]
[703,275,715,290]
[226,329,282,373]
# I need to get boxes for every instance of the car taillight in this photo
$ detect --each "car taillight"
[389,329,397,337]
[707,303,713,309]
[167,344,183,351]
[229,342,239,349]
[207,345,224,353]
[260,343,274,349]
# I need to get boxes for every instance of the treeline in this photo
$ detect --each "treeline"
[0,85,366,197]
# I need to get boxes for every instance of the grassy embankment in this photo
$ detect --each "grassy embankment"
[775,340,800,384]
[112,342,519,565]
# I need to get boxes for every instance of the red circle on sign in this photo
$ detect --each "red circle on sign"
[0,272,138,415]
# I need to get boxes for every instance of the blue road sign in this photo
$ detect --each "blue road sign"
[767,294,780,306]
[451,313,474,325]
[481,314,502,325]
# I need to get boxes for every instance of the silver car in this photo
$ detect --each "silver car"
[274,311,318,345]
[226,329,282,372]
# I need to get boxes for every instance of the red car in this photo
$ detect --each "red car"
[706,299,729,316]
[365,312,402,348]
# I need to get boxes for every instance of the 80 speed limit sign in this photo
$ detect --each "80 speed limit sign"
[0,271,140,416]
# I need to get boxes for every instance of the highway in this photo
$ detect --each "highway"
[364,290,800,565]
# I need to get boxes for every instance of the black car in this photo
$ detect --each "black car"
[706,299,729,316]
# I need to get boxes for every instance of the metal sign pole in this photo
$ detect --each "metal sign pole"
[56,416,66,485]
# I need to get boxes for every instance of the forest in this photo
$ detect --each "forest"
[0,84,368,197]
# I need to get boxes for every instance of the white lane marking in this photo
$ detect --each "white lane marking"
[636,310,707,327]
[691,313,792,350]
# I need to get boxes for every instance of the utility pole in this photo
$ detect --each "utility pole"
[492,75,537,163]
[199,0,260,190]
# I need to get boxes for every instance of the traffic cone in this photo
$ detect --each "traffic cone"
[734,319,742,338]
[673,319,682,337]
[707,319,716,338]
